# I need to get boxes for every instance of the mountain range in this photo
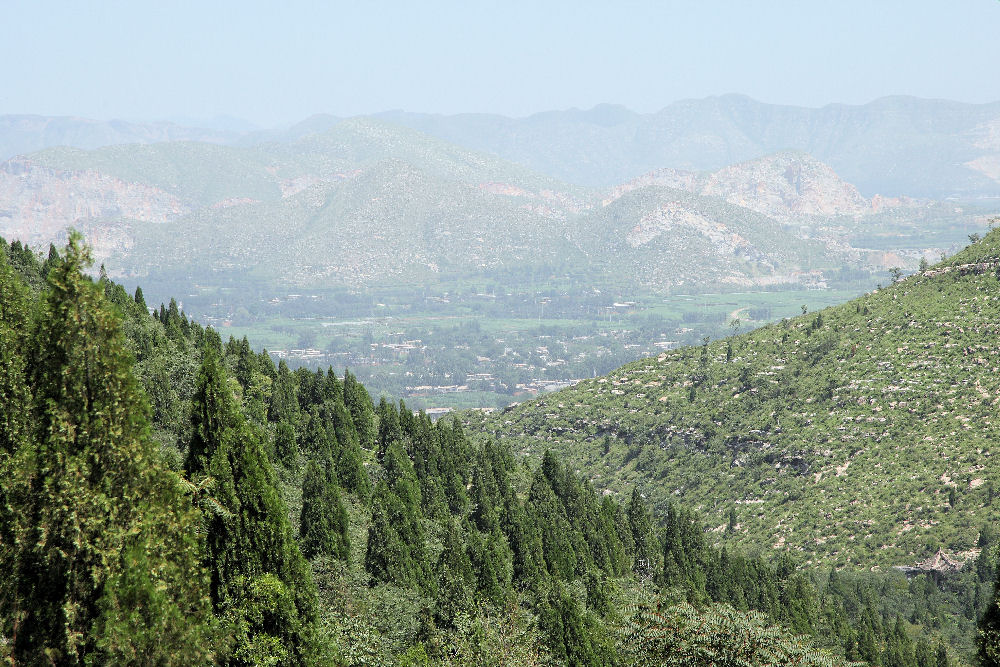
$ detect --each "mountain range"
[0,116,981,300]
[4,95,1000,200]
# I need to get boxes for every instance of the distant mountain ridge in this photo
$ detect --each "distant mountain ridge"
[4,95,1000,200]
[0,114,238,162]
[380,95,1000,199]
[604,152,927,223]
[0,119,936,294]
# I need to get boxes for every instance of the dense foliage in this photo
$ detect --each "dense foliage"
[2,233,1000,666]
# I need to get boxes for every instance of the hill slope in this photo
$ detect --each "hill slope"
[472,229,1000,567]
[382,95,1000,199]
[3,124,894,293]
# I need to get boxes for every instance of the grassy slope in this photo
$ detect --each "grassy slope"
[472,230,1000,568]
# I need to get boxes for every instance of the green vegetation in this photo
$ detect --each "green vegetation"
[473,228,1000,569]
[5,233,1000,665]
[0,235,217,664]
[11,117,995,415]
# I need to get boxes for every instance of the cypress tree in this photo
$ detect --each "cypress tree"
[330,399,370,498]
[343,369,376,451]
[376,395,401,460]
[8,234,216,664]
[192,352,321,664]
[433,520,474,628]
[527,468,577,580]
[980,569,1000,665]
[365,441,431,590]
[185,348,240,477]
[299,460,350,561]
[628,488,657,578]
[274,420,299,468]
[133,285,147,312]
[0,250,31,635]
[322,366,343,403]
[268,359,300,424]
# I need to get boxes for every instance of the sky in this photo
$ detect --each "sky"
[3,0,999,127]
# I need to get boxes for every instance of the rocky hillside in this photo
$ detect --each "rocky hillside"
[124,158,590,287]
[573,184,837,290]
[604,152,888,219]
[383,95,1000,199]
[0,121,908,295]
[470,230,1000,568]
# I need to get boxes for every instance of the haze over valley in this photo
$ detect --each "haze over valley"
[2,101,997,410]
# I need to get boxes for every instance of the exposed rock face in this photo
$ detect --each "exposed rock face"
[703,153,871,218]
[894,548,972,580]
[0,157,188,249]
[627,202,753,254]
[604,152,913,218]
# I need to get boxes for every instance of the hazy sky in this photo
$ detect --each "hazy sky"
[4,0,999,127]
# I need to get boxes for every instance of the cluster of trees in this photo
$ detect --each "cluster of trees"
[2,234,1000,666]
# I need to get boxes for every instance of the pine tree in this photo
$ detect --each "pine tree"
[7,234,216,664]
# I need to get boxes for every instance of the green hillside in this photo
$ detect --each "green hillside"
[4,234,880,666]
[123,158,586,287]
[471,229,1000,568]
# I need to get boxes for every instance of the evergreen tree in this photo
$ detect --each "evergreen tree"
[434,520,474,628]
[7,234,216,664]
[538,581,611,665]
[273,420,299,469]
[343,369,376,451]
[329,398,370,498]
[299,460,350,561]
[0,249,32,640]
[981,571,1000,665]
[628,488,657,578]
[527,467,577,580]
[192,352,321,664]
[365,441,431,591]
[268,359,300,424]
[376,395,402,460]
[133,285,146,311]
[185,347,240,476]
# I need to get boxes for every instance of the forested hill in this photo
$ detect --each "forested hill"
[0,234,859,665]
[473,229,1000,568]
[3,233,998,665]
